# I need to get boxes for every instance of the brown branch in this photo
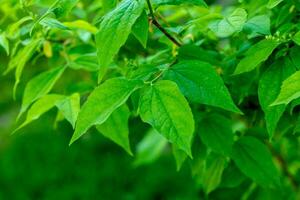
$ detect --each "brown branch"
[146,0,182,47]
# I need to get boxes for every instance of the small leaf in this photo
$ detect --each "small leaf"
[55,93,80,128]
[231,136,280,187]
[52,0,79,18]
[209,8,247,38]
[0,33,9,55]
[70,78,143,144]
[95,0,145,82]
[132,11,149,48]
[244,15,271,37]
[96,104,133,155]
[272,71,300,105]
[202,155,226,194]
[14,39,42,97]
[172,145,187,171]
[63,20,98,34]
[134,129,168,166]
[292,31,300,46]
[258,59,295,137]
[152,0,207,7]
[234,39,280,75]
[19,66,66,118]
[164,60,241,113]
[199,113,234,155]
[267,0,284,9]
[40,17,70,30]
[139,80,195,156]
[14,94,65,133]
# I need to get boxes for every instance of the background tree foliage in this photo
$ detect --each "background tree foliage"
[1,0,300,199]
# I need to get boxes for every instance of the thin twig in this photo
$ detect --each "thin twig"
[146,0,182,47]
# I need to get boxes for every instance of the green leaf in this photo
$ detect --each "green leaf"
[231,136,280,187]
[14,94,65,133]
[70,78,143,144]
[202,155,226,194]
[152,0,207,7]
[199,113,234,155]
[267,0,284,9]
[272,71,300,105]
[292,31,300,46]
[0,33,9,55]
[63,20,98,34]
[96,104,133,155]
[40,17,70,30]
[19,66,66,119]
[52,0,79,18]
[13,39,42,97]
[234,39,280,75]
[172,145,187,171]
[244,15,271,36]
[164,60,241,113]
[139,80,195,156]
[69,53,100,71]
[55,93,80,128]
[134,129,168,166]
[209,8,247,38]
[95,0,145,82]
[258,59,295,137]
[132,11,149,48]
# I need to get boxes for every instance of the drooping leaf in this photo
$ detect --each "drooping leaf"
[134,129,168,166]
[55,93,80,128]
[164,60,241,113]
[19,66,66,118]
[70,78,143,144]
[172,145,187,171]
[199,113,234,155]
[209,8,247,38]
[139,80,195,156]
[14,94,65,133]
[272,71,300,106]
[95,0,145,82]
[202,155,226,194]
[258,59,295,137]
[231,136,280,187]
[132,11,149,48]
[96,104,133,155]
[234,39,280,75]
[0,33,9,55]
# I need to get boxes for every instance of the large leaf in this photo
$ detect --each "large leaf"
[244,15,271,37]
[209,8,247,38]
[272,71,300,105]
[258,59,295,137]
[164,60,241,113]
[234,39,280,75]
[70,78,143,144]
[14,94,65,133]
[139,80,195,156]
[96,104,133,155]
[199,113,234,155]
[19,66,66,118]
[55,93,80,128]
[152,0,207,7]
[95,0,145,81]
[231,136,280,187]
